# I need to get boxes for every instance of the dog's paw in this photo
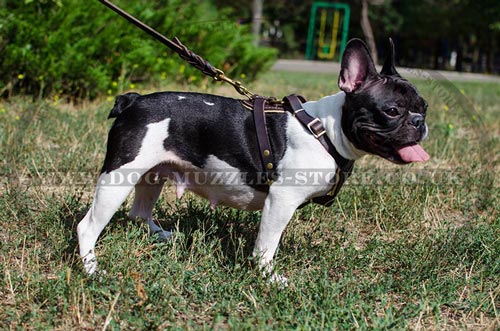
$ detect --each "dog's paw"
[151,229,173,242]
[148,219,173,242]
[82,251,98,275]
[267,273,289,288]
[254,259,289,288]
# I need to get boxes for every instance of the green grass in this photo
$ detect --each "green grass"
[1,71,499,330]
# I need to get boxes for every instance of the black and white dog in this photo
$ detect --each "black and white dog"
[77,39,429,282]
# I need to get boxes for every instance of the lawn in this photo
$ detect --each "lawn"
[0,70,499,330]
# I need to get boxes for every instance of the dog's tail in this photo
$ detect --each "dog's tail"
[108,92,141,119]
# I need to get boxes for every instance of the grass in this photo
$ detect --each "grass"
[0,70,499,330]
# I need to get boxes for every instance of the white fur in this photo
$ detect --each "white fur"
[251,94,365,275]
[185,155,267,210]
[303,92,365,160]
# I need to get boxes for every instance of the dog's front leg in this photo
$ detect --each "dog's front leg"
[253,188,304,285]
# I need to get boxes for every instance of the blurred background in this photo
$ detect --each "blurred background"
[237,0,500,73]
[1,0,499,100]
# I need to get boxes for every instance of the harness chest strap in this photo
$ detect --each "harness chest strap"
[282,94,355,207]
[245,94,354,206]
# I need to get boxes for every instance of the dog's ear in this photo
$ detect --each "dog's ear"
[338,38,378,93]
[380,38,401,77]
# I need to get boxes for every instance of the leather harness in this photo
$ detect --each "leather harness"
[99,0,355,206]
[244,94,355,207]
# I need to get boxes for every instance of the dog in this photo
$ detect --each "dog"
[77,39,429,283]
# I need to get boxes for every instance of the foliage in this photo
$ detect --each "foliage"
[214,0,313,58]
[368,1,403,35]
[0,71,499,329]
[0,0,277,99]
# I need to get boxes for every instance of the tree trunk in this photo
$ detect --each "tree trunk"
[252,0,263,46]
[487,36,496,73]
[360,0,378,64]
[456,42,463,72]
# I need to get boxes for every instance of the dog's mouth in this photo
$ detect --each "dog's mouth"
[365,141,430,165]
[350,122,431,164]
[378,143,430,165]
[376,126,430,164]
[396,144,430,163]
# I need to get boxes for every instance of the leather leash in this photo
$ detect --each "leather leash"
[98,0,254,99]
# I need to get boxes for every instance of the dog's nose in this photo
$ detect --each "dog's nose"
[410,114,425,129]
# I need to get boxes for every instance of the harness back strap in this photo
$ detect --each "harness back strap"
[282,94,355,207]
[253,97,276,181]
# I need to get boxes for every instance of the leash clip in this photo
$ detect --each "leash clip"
[214,69,253,99]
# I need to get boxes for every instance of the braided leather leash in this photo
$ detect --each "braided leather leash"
[99,0,254,99]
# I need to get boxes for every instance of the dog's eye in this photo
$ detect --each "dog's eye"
[383,107,400,117]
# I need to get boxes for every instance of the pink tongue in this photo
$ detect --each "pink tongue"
[397,144,430,163]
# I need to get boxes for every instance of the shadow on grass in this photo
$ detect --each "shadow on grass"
[55,194,90,266]
[154,196,262,268]
[55,192,262,270]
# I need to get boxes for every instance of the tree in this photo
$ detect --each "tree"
[360,0,384,64]
[252,0,263,45]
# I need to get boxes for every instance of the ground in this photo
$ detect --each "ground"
[0,69,499,330]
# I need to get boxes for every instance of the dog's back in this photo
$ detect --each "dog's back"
[101,92,289,187]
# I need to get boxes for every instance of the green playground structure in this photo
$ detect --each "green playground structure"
[305,2,350,61]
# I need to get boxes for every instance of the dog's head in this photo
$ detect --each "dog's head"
[339,38,429,164]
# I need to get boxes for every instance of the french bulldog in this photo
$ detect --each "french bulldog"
[77,39,429,283]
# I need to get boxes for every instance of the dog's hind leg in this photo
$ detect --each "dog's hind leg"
[77,170,140,275]
[77,117,173,275]
[129,172,171,241]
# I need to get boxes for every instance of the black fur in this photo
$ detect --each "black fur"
[341,75,427,164]
[101,92,289,190]
[339,39,428,164]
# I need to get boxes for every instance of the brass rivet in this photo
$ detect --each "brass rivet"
[266,163,274,170]
[263,149,270,157]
